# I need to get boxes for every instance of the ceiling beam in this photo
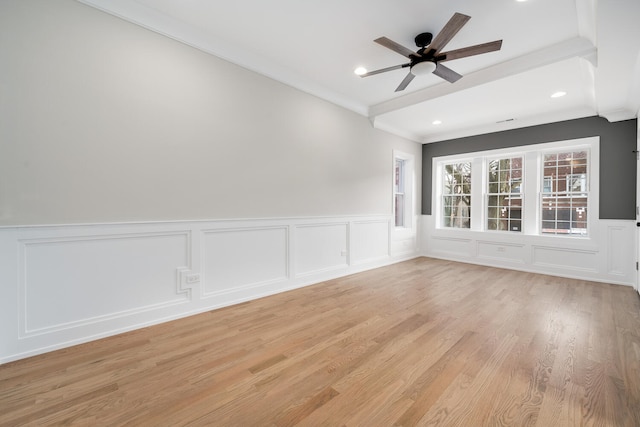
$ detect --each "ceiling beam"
[368,37,597,119]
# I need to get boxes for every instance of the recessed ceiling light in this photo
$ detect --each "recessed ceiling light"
[516,0,528,2]
[432,120,442,125]
[354,67,367,76]
[551,91,567,98]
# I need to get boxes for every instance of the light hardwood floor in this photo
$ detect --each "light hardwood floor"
[1,257,639,426]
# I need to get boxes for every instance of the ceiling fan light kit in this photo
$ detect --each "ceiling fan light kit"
[360,12,503,92]
[411,61,437,76]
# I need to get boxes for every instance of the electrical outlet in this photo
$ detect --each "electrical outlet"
[186,274,200,284]
[497,247,506,252]
[340,250,347,256]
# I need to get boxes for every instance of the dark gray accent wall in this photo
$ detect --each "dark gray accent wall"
[422,116,638,219]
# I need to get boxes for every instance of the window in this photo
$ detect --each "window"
[394,158,406,227]
[487,157,523,232]
[541,150,589,235]
[433,137,598,237]
[393,151,414,229]
[442,162,471,228]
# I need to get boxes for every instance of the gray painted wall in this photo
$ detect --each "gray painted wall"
[422,116,637,219]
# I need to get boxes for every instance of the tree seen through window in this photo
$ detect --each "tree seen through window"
[442,162,471,228]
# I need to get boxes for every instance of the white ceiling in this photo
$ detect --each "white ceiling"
[79,0,640,143]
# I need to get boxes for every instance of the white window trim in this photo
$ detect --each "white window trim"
[432,137,599,238]
[393,150,415,230]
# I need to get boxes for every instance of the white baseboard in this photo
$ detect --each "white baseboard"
[0,215,419,364]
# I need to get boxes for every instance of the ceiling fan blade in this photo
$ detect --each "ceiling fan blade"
[395,72,416,92]
[433,63,462,83]
[428,12,471,55]
[437,40,503,62]
[360,63,409,77]
[374,37,419,59]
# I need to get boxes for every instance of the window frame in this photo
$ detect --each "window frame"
[432,137,599,238]
[394,158,406,227]
[441,161,472,229]
[540,149,590,236]
[393,150,415,230]
[486,156,525,233]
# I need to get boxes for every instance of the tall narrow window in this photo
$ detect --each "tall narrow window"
[541,150,589,235]
[487,157,523,232]
[394,158,406,227]
[393,151,414,229]
[442,162,471,228]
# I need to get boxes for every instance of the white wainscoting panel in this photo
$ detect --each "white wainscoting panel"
[606,224,632,277]
[421,215,635,286]
[202,227,288,297]
[294,223,349,277]
[0,215,418,364]
[351,220,390,265]
[430,236,473,258]
[20,232,191,336]
[477,241,525,264]
[531,246,598,273]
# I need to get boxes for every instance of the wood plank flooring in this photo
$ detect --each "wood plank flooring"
[1,257,639,426]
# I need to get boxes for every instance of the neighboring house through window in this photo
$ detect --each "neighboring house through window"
[541,150,589,236]
[487,156,523,232]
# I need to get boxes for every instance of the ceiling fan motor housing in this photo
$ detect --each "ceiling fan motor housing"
[413,32,436,67]
[415,32,433,48]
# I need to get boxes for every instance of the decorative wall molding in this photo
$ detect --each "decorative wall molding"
[351,219,390,265]
[421,216,635,287]
[476,241,526,264]
[430,236,473,258]
[0,215,418,364]
[606,225,628,277]
[18,231,192,336]
[8,213,628,364]
[531,245,598,273]
[294,222,349,278]
[201,226,289,297]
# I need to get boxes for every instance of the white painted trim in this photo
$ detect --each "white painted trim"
[421,215,636,287]
[636,117,640,294]
[0,214,419,364]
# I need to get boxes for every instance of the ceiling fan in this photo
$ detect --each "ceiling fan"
[360,12,502,92]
